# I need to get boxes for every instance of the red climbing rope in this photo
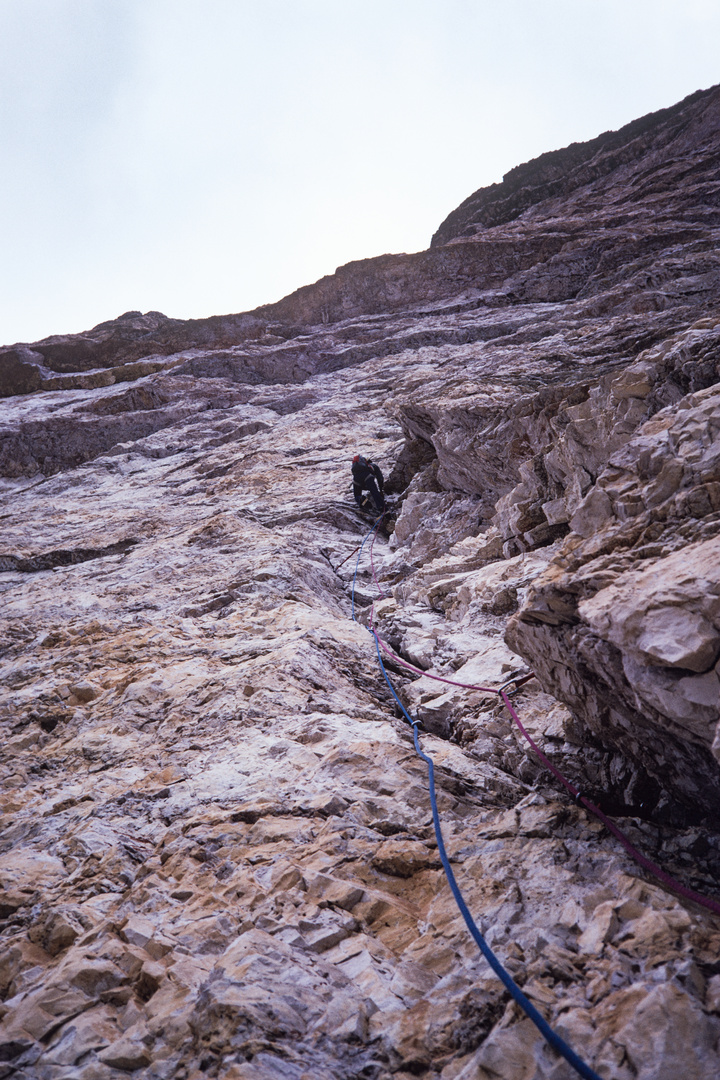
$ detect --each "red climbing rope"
[374,630,497,691]
[500,690,720,917]
[332,544,361,572]
[371,629,603,1080]
[367,608,720,917]
[356,536,603,1080]
[353,517,720,1079]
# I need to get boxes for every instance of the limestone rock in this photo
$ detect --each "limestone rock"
[508,383,720,816]
[371,840,439,878]
[1,83,720,1080]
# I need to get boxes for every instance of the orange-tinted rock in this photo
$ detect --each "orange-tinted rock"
[1,83,720,1080]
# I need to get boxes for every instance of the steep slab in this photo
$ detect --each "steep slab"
[1,84,720,1080]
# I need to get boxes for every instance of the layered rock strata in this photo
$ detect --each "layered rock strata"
[1,84,720,1079]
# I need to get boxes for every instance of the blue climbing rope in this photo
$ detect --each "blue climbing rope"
[372,633,601,1080]
[351,520,602,1080]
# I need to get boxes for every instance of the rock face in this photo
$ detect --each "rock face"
[1,85,720,1080]
[506,370,720,818]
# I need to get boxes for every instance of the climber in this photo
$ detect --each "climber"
[351,454,385,515]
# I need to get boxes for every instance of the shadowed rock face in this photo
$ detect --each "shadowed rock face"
[506,372,720,816]
[1,86,720,1080]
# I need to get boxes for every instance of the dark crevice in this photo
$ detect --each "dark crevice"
[0,538,139,573]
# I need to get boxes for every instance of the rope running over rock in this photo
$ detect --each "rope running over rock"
[368,608,720,917]
[351,516,603,1080]
[499,689,720,918]
[355,531,720,917]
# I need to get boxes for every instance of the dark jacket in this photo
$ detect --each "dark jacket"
[352,459,384,506]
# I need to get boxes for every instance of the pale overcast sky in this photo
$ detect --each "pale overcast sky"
[1,0,719,347]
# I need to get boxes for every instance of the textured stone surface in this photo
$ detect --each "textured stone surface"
[1,84,720,1079]
[507,378,720,817]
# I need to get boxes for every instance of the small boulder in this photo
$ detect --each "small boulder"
[371,840,438,878]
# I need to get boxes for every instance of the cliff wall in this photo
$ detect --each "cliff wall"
[1,84,720,1080]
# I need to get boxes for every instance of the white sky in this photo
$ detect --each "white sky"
[1,0,719,347]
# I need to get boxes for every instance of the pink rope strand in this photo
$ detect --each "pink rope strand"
[333,544,360,571]
[499,691,720,916]
[367,545,720,915]
[374,630,498,692]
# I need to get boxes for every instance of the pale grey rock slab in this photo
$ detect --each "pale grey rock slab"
[2,84,720,1080]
